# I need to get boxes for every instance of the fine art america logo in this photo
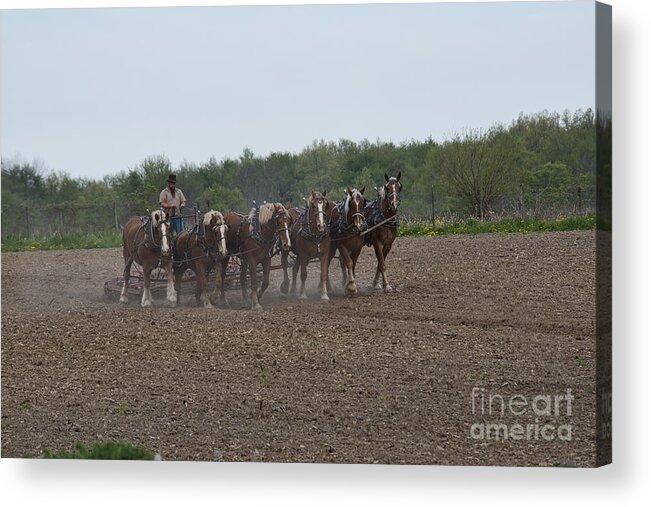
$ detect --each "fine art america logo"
[470,387,574,442]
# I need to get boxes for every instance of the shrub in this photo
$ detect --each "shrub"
[397,214,596,237]
[40,442,156,460]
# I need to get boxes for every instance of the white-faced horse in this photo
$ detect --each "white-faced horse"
[365,172,402,292]
[173,210,228,308]
[326,186,367,295]
[120,209,176,307]
[280,191,332,301]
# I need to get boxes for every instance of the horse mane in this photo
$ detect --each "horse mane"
[305,194,313,209]
[151,210,163,227]
[203,210,224,226]
[274,203,289,219]
[378,185,386,201]
[344,188,362,217]
[248,203,275,225]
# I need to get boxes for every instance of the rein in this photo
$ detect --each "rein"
[359,214,398,236]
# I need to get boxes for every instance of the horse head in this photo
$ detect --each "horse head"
[151,209,171,257]
[272,203,292,251]
[383,172,402,212]
[204,210,228,256]
[345,186,367,232]
[306,190,329,234]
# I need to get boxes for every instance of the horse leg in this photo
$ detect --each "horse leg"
[210,258,223,307]
[326,268,334,296]
[339,253,347,289]
[120,246,132,304]
[351,249,361,280]
[198,264,214,308]
[257,258,271,302]
[165,258,177,306]
[326,273,333,297]
[194,266,202,305]
[325,244,336,296]
[372,240,383,289]
[299,256,308,300]
[142,265,153,307]
[240,258,250,308]
[249,260,262,310]
[372,240,392,293]
[381,241,394,293]
[319,250,330,301]
[174,267,183,306]
[339,244,357,295]
[280,250,290,295]
[290,254,299,294]
[219,256,229,303]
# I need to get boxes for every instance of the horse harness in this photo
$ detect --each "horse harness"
[237,206,287,258]
[121,214,170,271]
[362,193,400,245]
[295,206,329,251]
[174,222,223,267]
[329,198,368,235]
[135,214,169,253]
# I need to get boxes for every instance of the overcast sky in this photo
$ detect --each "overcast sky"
[1,1,596,180]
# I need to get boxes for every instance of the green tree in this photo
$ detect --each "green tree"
[525,162,572,205]
[200,183,246,213]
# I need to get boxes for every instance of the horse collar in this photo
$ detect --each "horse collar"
[330,201,346,234]
[195,224,219,257]
[143,216,162,252]
[247,206,278,251]
[300,207,328,244]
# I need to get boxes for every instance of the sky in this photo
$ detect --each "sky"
[0,0,596,180]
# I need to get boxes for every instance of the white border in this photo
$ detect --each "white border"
[1,1,649,506]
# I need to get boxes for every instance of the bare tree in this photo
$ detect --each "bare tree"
[430,127,519,219]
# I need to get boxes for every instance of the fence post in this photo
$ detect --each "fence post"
[25,206,30,238]
[114,201,119,231]
[430,185,435,227]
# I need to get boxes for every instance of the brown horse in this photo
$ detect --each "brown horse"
[220,202,292,310]
[280,191,332,301]
[120,209,176,307]
[326,186,367,295]
[365,172,402,292]
[172,210,228,308]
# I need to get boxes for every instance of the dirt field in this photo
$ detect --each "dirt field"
[1,231,599,465]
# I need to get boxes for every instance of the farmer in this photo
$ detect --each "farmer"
[159,174,186,237]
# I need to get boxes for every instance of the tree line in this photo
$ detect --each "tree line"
[1,108,601,239]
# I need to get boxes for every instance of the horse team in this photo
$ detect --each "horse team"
[120,172,402,309]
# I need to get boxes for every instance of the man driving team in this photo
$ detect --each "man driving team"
[159,174,186,236]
